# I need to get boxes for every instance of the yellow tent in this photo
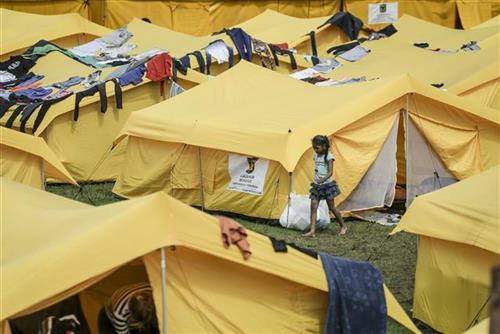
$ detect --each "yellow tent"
[391,166,500,333]
[323,15,500,108]
[0,127,77,188]
[0,8,110,59]
[98,0,341,35]
[0,9,207,182]
[463,318,490,334]
[0,0,88,18]
[344,0,499,29]
[113,61,500,219]
[1,178,420,334]
[124,10,350,75]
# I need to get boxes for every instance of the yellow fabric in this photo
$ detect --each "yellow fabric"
[412,237,498,333]
[456,0,496,28]
[0,0,87,17]
[114,62,499,219]
[0,127,77,187]
[392,166,500,254]
[104,1,340,35]
[0,16,207,181]
[118,62,499,172]
[463,318,489,334]
[0,8,110,57]
[343,0,457,29]
[459,78,500,110]
[392,166,500,333]
[1,179,419,333]
[326,15,500,97]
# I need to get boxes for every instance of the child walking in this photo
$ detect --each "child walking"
[303,135,347,237]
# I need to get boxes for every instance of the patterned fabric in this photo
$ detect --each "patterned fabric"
[309,181,341,201]
[319,253,387,334]
[105,283,153,334]
[252,38,275,70]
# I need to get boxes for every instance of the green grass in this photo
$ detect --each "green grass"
[46,182,435,334]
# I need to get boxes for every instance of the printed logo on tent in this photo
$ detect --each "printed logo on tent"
[368,2,398,24]
[228,154,269,196]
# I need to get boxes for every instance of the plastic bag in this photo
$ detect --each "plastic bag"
[279,193,330,231]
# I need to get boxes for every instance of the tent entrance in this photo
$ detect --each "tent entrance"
[339,103,457,215]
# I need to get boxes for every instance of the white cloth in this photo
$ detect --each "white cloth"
[169,81,185,98]
[70,28,134,57]
[205,40,230,64]
[289,68,318,80]
[315,76,367,87]
[0,71,16,83]
[338,45,370,62]
[312,59,341,74]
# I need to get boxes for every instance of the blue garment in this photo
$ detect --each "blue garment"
[118,64,146,86]
[179,55,191,69]
[53,76,83,89]
[12,75,44,89]
[225,28,252,61]
[319,253,387,334]
[14,87,52,100]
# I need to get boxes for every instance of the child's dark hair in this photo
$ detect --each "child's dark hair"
[312,135,330,163]
[130,292,157,330]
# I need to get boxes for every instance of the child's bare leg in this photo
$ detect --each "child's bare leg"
[327,199,347,235]
[303,199,319,237]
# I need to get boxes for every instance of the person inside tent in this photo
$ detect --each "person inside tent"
[304,135,347,237]
[98,283,159,334]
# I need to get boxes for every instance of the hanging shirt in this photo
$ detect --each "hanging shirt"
[0,71,16,83]
[105,283,153,334]
[289,68,318,80]
[70,28,134,57]
[118,64,146,86]
[337,45,370,62]
[0,56,36,78]
[312,59,341,74]
[205,40,231,64]
[14,87,52,100]
[315,76,367,87]
[146,52,173,96]
[169,81,185,97]
[313,152,335,184]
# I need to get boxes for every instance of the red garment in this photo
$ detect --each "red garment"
[217,216,251,260]
[146,52,173,96]
[274,42,289,50]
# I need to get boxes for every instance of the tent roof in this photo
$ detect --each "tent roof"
[236,9,328,44]
[118,61,499,172]
[391,166,500,255]
[0,32,207,135]
[0,127,77,185]
[0,178,419,333]
[127,9,330,57]
[326,15,500,94]
[0,8,111,56]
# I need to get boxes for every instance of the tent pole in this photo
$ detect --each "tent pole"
[160,247,167,334]
[198,147,205,211]
[286,172,292,227]
[404,95,409,208]
[40,159,45,191]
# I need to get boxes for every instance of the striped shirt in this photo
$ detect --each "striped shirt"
[105,283,153,334]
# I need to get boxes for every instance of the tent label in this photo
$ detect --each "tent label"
[227,154,269,196]
[368,2,398,24]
